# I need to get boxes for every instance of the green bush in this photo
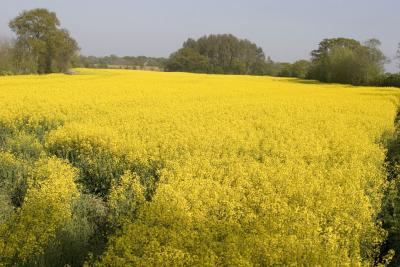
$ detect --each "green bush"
[373,73,400,88]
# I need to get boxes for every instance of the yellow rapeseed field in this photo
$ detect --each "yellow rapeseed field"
[0,69,399,266]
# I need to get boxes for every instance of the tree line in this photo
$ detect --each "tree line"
[165,34,400,87]
[78,55,166,70]
[0,8,399,88]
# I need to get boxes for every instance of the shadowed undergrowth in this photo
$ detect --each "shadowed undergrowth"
[379,108,400,265]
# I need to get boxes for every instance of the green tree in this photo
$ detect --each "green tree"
[308,38,386,85]
[0,38,14,75]
[362,38,387,79]
[9,8,79,74]
[291,60,311,78]
[166,34,268,75]
[326,46,359,83]
[276,60,310,78]
[52,29,79,72]
[308,38,360,82]
[165,47,210,73]
[277,62,293,77]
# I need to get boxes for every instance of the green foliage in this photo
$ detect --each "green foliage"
[40,194,108,267]
[308,38,386,85]
[0,151,30,208]
[9,8,79,74]
[165,48,210,73]
[166,34,268,75]
[272,60,311,79]
[76,55,166,70]
[379,111,400,265]
[52,29,79,72]
[373,73,400,88]
[0,38,15,75]
[290,60,311,78]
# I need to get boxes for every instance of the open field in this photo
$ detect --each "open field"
[0,69,399,266]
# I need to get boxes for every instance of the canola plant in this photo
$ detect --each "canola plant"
[0,69,399,266]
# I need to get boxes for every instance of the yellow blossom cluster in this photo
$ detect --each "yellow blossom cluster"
[0,69,399,266]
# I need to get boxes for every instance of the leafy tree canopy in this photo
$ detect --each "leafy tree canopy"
[166,34,268,75]
[9,8,79,74]
[308,37,386,85]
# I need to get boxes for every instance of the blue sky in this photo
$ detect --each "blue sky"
[1,0,399,71]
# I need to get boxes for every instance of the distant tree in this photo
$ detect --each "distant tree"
[263,57,279,76]
[75,55,166,70]
[165,48,210,73]
[0,38,14,74]
[291,60,311,78]
[308,38,386,85]
[261,61,285,77]
[166,34,268,75]
[276,60,311,78]
[277,63,292,77]
[326,46,360,84]
[308,38,359,82]
[9,8,79,74]
[52,29,79,72]
[362,38,387,80]
[372,73,400,88]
